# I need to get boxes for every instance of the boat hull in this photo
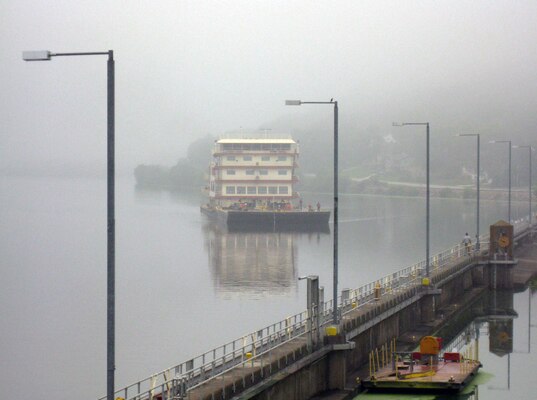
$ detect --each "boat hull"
[201,205,330,232]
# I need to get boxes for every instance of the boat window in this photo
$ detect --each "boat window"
[227,170,236,175]
[279,186,289,194]
[225,186,235,194]
[258,186,267,194]
[227,156,236,161]
[252,144,261,150]
[278,170,287,175]
[268,186,278,194]
[259,170,268,175]
[261,156,270,161]
[222,144,232,150]
[245,169,255,175]
[277,156,287,161]
[237,186,246,194]
[243,155,252,161]
[282,144,291,150]
[247,187,256,194]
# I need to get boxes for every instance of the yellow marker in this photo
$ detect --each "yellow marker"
[325,325,338,336]
[245,352,252,359]
[422,277,430,286]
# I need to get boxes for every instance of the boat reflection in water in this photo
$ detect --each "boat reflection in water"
[203,223,302,295]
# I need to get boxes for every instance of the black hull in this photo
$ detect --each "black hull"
[201,206,330,232]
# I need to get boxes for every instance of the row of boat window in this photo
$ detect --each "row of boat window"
[225,155,288,161]
[221,143,292,151]
[225,186,289,195]
[226,170,288,175]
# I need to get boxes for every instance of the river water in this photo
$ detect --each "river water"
[1,175,535,399]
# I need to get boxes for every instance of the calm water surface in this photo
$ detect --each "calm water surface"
[1,175,534,399]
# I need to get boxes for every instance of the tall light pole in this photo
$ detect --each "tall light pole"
[286,99,339,324]
[490,140,512,223]
[457,134,481,250]
[393,122,430,279]
[513,145,534,232]
[23,50,116,400]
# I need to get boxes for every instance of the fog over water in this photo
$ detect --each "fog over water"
[2,2,537,399]
[2,1,537,176]
[1,175,536,399]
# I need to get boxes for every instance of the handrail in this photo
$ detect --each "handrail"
[105,219,533,400]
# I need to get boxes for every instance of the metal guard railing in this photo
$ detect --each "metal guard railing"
[105,216,534,400]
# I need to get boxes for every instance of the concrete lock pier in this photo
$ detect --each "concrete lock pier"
[108,220,537,400]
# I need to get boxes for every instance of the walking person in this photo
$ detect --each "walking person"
[462,233,472,255]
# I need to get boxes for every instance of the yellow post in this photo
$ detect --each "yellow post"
[369,352,372,376]
[376,348,380,372]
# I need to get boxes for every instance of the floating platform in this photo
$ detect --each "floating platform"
[362,336,482,393]
[200,205,330,232]
[362,359,481,392]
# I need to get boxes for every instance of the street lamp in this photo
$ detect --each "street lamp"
[393,122,430,279]
[23,50,116,400]
[286,99,339,325]
[457,134,481,250]
[513,145,534,232]
[490,140,512,223]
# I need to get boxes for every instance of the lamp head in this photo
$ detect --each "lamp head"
[285,100,302,106]
[22,51,52,61]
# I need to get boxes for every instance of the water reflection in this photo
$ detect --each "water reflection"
[357,287,535,399]
[202,223,300,295]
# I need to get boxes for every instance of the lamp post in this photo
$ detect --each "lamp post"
[286,99,339,325]
[457,134,481,250]
[490,140,512,223]
[393,122,430,279]
[23,50,116,400]
[513,145,534,232]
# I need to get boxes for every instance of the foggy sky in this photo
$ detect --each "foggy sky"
[2,0,537,174]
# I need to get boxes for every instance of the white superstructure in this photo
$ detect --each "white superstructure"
[208,134,299,208]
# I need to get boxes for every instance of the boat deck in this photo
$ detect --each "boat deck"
[362,360,481,391]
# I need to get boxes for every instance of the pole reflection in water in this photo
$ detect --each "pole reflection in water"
[203,223,300,295]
